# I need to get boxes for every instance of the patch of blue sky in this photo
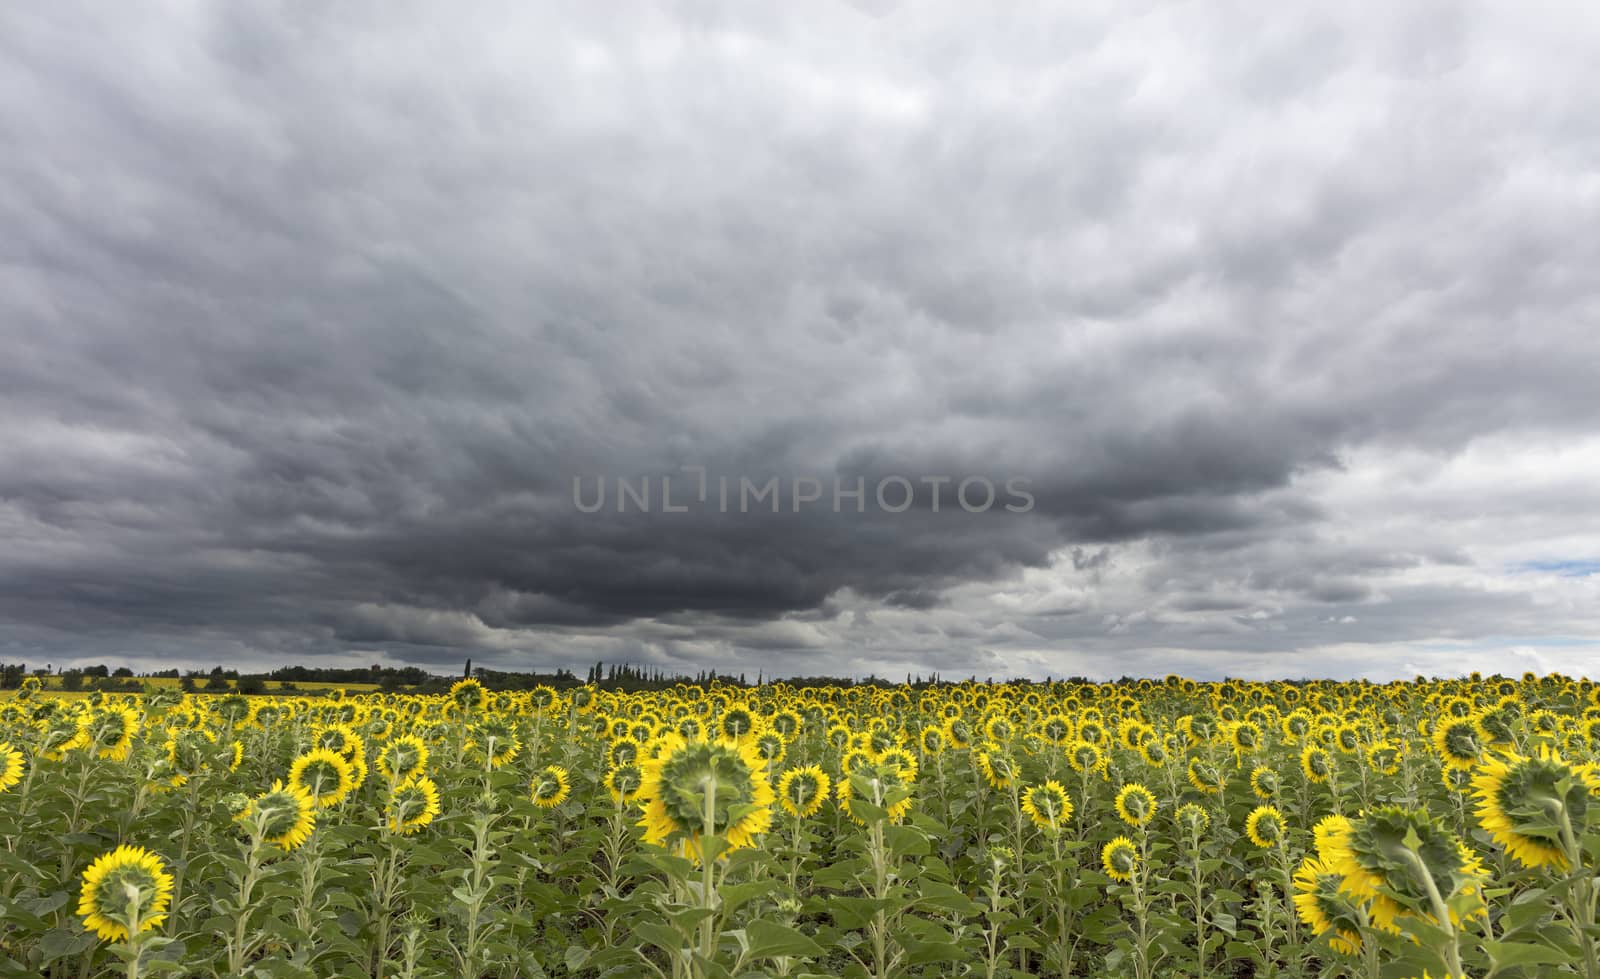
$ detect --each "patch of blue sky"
[1513,559,1600,577]
[1413,636,1599,651]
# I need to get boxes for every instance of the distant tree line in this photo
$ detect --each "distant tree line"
[451,666,581,693]
[2,658,1109,697]
[1,663,32,690]
[269,664,434,690]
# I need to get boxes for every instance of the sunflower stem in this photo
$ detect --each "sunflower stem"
[1008,781,1028,975]
[1402,848,1464,979]
[1557,805,1599,979]
[121,883,144,979]
[1131,829,1152,979]
[698,769,719,973]
[980,850,1005,979]
[1357,906,1381,979]
[1190,829,1208,979]
[226,834,263,974]
[1275,842,1299,946]
[788,812,802,895]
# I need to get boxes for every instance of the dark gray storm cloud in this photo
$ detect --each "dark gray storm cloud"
[2,1,1598,679]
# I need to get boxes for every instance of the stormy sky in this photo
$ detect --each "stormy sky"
[3,1,1598,681]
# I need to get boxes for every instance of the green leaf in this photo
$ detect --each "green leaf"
[37,928,97,963]
[746,919,824,959]
[903,939,969,966]
[1482,939,1578,967]
[720,879,777,914]
[882,824,930,855]
[633,920,685,956]
[916,881,981,915]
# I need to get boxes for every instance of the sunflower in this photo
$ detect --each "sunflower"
[529,684,561,714]
[1300,745,1332,784]
[1245,805,1286,848]
[1185,714,1218,743]
[375,735,430,784]
[1441,765,1474,795]
[1292,855,1363,954]
[37,716,86,761]
[386,775,441,835]
[876,747,919,781]
[1067,741,1103,775]
[1282,710,1313,743]
[1365,741,1401,776]
[287,748,357,808]
[85,706,139,762]
[531,765,572,808]
[1174,802,1209,836]
[753,731,786,766]
[1312,813,1352,858]
[1582,716,1600,753]
[606,737,643,770]
[770,709,802,741]
[841,747,876,777]
[1478,700,1518,746]
[718,706,758,744]
[313,723,361,757]
[1230,720,1263,753]
[639,737,774,856]
[344,744,369,790]
[1186,756,1225,795]
[606,763,644,804]
[1526,708,1560,740]
[1114,783,1157,827]
[1322,806,1486,932]
[1101,836,1138,882]
[366,715,394,742]
[77,845,174,942]
[467,717,521,769]
[1432,715,1485,771]
[1119,719,1153,751]
[1249,765,1279,800]
[0,741,26,792]
[838,761,916,825]
[984,715,1013,743]
[241,779,317,851]
[1039,714,1073,745]
[250,702,283,730]
[1138,736,1169,767]
[777,765,832,818]
[976,748,1020,791]
[1472,745,1599,871]
[868,727,899,755]
[1021,781,1073,832]
[449,677,486,712]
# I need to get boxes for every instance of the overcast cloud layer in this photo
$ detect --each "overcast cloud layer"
[3,1,1598,681]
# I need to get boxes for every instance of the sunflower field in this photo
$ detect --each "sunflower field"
[1,673,1598,979]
